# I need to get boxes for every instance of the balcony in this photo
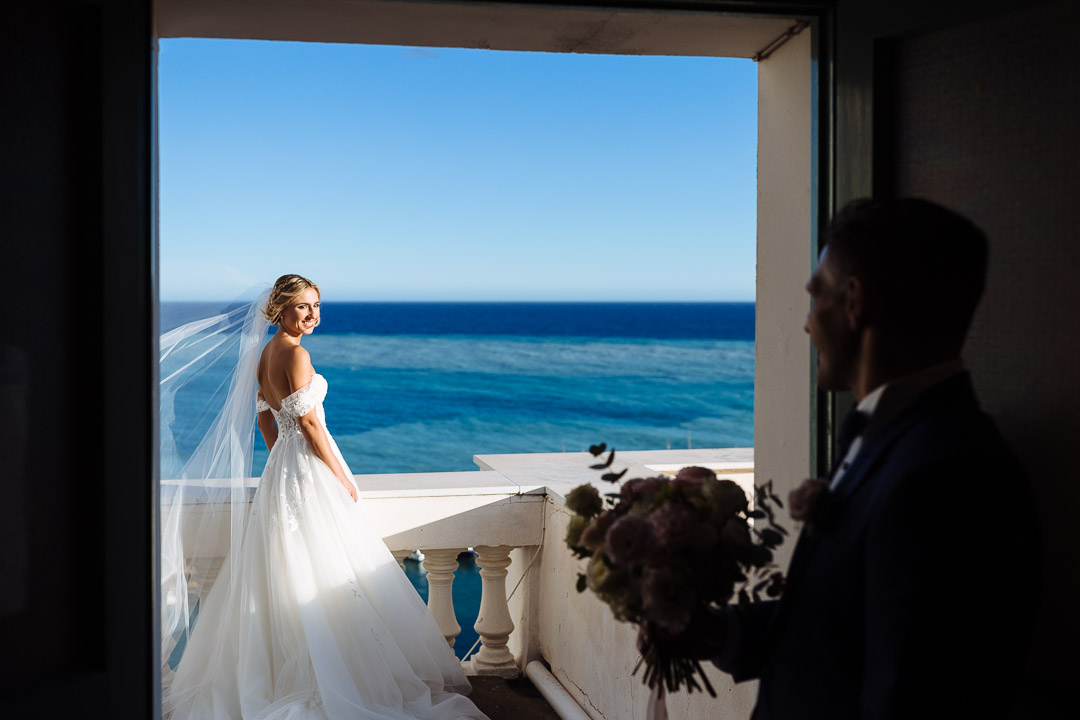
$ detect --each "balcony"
[173,448,757,719]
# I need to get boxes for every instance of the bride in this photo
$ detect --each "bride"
[161,275,489,720]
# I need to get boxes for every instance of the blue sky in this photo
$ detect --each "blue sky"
[158,40,757,301]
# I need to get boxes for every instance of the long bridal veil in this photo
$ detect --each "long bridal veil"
[159,289,270,689]
[158,290,489,720]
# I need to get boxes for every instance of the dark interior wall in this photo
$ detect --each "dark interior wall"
[1,0,105,688]
[882,1,1079,706]
[834,0,1079,713]
[0,1,154,717]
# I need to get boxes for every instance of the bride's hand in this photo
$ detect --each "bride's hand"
[340,476,358,502]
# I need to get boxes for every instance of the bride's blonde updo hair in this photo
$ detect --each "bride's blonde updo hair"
[262,274,320,326]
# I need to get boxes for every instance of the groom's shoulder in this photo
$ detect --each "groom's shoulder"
[864,380,1024,520]
[873,383,1028,533]
[886,374,1012,462]
[879,408,1017,494]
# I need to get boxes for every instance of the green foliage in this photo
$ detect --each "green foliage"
[566,485,603,518]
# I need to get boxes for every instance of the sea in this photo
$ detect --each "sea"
[161,301,755,658]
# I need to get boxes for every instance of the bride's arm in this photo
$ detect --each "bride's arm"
[286,348,358,502]
[298,409,358,502]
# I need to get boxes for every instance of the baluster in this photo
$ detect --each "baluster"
[390,549,412,571]
[470,544,519,677]
[421,548,465,647]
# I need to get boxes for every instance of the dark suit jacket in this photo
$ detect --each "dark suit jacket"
[720,374,1037,719]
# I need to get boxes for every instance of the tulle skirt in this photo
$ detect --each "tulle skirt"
[164,430,487,720]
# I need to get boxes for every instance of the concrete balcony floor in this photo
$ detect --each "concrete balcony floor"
[469,676,560,720]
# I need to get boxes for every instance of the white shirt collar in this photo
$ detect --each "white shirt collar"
[857,384,887,417]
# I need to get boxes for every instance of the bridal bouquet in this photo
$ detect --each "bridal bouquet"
[564,445,787,698]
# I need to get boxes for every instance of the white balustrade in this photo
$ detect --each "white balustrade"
[421,547,466,648]
[469,544,518,677]
[172,449,753,704]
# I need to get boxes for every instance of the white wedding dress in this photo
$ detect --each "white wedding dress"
[164,373,489,720]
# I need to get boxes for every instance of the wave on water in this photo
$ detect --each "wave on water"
[162,303,756,476]
[333,412,754,475]
[250,333,755,474]
[305,334,753,381]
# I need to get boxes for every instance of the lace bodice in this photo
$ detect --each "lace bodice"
[257,374,328,439]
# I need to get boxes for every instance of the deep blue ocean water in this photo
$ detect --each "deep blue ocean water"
[162,302,756,475]
[162,302,754,658]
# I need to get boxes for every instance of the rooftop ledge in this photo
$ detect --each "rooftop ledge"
[358,448,755,549]
[472,447,754,503]
[162,447,755,501]
[167,448,755,552]
[357,447,755,499]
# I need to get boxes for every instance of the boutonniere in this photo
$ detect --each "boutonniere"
[789,478,841,532]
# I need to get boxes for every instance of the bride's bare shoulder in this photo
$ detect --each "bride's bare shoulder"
[260,336,309,363]
[282,344,314,391]
[258,340,312,392]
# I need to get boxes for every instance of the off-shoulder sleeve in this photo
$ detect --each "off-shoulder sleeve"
[280,384,318,418]
[255,395,271,413]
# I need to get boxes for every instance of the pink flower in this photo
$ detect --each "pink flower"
[580,511,616,552]
[641,566,695,634]
[690,521,719,552]
[673,466,713,500]
[649,502,698,551]
[702,478,749,518]
[586,553,635,615]
[620,476,665,504]
[586,552,614,593]
[606,514,655,565]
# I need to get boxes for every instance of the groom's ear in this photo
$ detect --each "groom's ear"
[842,274,865,331]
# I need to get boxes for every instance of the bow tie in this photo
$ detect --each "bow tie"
[836,408,871,463]
[817,407,873,509]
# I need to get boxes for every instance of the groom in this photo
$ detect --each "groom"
[712,198,1038,718]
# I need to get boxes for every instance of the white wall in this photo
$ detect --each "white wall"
[755,29,813,576]
[537,498,758,720]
